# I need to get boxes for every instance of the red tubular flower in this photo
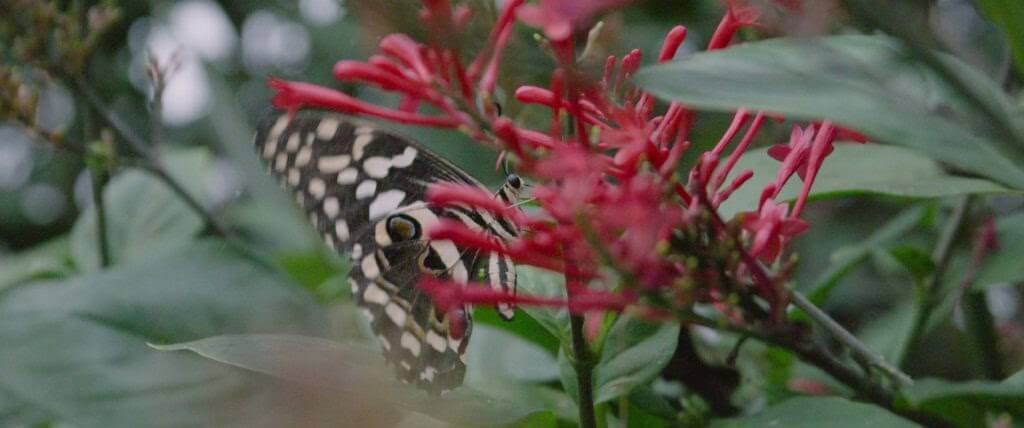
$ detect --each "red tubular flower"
[516,0,634,42]
[270,78,460,127]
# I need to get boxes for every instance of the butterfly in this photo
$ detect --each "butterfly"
[254,109,522,393]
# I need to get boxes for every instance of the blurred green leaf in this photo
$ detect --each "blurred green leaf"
[70,148,213,272]
[898,378,1024,427]
[517,265,571,344]
[973,212,1024,289]
[474,306,561,355]
[976,0,1024,79]
[274,249,351,303]
[888,246,936,283]
[560,316,680,405]
[635,35,1024,190]
[0,240,332,427]
[0,236,72,294]
[858,300,917,365]
[793,205,927,321]
[157,333,545,426]
[711,396,916,428]
[720,144,1012,218]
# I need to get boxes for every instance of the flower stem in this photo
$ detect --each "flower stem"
[569,312,597,428]
[565,261,596,428]
[901,196,972,368]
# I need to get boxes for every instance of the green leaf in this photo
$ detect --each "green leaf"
[635,35,1024,190]
[274,249,352,303]
[973,213,1024,289]
[719,144,1012,218]
[0,237,72,294]
[70,149,213,271]
[560,316,680,405]
[793,205,927,321]
[898,378,1024,427]
[516,265,571,344]
[977,0,1024,80]
[711,396,916,428]
[157,333,545,426]
[888,246,936,283]
[0,241,334,427]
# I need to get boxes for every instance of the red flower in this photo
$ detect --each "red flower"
[516,0,634,41]
[270,0,837,322]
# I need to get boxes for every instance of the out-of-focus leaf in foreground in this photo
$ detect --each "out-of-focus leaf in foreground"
[155,333,546,426]
[635,35,1024,190]
[897,377,1024,428]
[711,396,916,428]
[0,241,336,427]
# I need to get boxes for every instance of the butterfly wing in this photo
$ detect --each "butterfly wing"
[254,109,512,392]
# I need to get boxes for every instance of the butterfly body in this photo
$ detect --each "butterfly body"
[254,110,519,392]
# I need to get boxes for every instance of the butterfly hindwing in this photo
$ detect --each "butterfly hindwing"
[254,109,518,392]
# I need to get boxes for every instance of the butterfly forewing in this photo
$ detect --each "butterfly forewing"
[254,110,518,392]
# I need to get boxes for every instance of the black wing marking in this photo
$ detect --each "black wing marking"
[253,109,519,392]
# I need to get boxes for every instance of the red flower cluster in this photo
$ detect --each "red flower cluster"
[270,0,848,323]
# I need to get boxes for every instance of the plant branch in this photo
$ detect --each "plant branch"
[565,264,597,428]
[789,290,913,387]
[901,196,972,367]
[71,77,230,237]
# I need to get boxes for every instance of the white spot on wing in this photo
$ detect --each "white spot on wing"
[351,244,363,260]
[355,180,377,199]
[426,330,446,352]
[432,240,467,282]
[364,282,388,304]
[378,335,391,351]
[349,278,359,294]
[400,331,421,356]
[386,303,408,327]
[400,360,412,371]
[361,254,380,279]
[362,157,392,179]
[323,196,340,218]
[308,177,326,199]
[337,168,359,184]
[420,366,437,382]
[392,147,418,168]
[335,219,350,241]
[318,155,351,173]
[274,152,288,172]
[368,190,406,220]
[285,133,301,152]
[317,118,340,140]
[353,132,373,160]
[266,116,289,153]
[295,146,312,167]
[287,169,300,186]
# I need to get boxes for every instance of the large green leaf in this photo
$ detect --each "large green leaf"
[157,333,546,426]
[70,149,213,272]
[711,396,915,428]
[898,378,1024,427]
[634,35,1024,189]
[560,316,679,404]
[0,241,334,427]
[719,141,1012,219]
[0,236,72,294]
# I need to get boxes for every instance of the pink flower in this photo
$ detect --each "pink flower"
[742,200,809,262]
[516,0,634,41]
